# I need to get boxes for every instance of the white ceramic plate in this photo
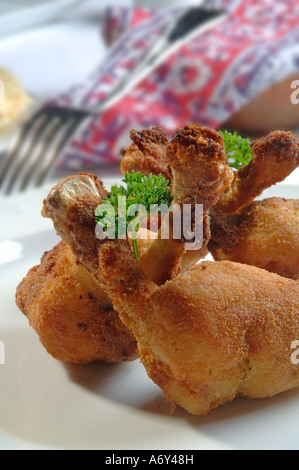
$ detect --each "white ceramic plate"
[0,0,85,37]
[0,179,298,450]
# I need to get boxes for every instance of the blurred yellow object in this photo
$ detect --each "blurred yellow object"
[0,67,32,133]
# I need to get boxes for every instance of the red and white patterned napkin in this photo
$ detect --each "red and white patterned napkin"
[51,0,299,169]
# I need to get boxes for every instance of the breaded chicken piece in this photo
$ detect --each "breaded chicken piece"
[16,242,138,364]
[209,198,299,280]
[39,124,299,415]
[139,124,234,283]
[121,127,171,182]
[43,125,233,284]
[42,172,108,272]
[217,130,299,214]
[42,173,160,276]
[97,239,299,416]
[121,124,234,208]
[208,130,299,279]
[166,124,233,207]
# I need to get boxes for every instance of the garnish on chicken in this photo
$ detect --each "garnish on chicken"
[21,124,233,364]
[16,124,299,416]
[95,171,173,262]
[217,130,299,214]
[208,130,299,279]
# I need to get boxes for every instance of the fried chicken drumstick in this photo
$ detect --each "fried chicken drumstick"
[98,240,299,416]
[216,130,299,214]
[16,242,138,364]
[122,128,299,280]
[209,198,299,280]
[39,124,299,416]
[208,130,299,279]
[17,124,233,365]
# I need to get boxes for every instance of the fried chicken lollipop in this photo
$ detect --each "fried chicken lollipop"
[40,124,299,416]
[208,130,299,279]
[16,174,141,364]
[216,130,299,214]
[16,242,138,364]
[18,125,232,365]
[209,198,299,280]
[97,240,299,416]
[122,127,299,280]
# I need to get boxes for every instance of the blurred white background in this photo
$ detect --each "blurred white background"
[0,0,202,100]
[0,0,129,100]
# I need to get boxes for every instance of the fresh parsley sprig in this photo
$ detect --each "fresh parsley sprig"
[95,171,173,261]
[220,130,253,170]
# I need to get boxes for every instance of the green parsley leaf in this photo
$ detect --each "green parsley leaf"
[95,171,173,261]
[220,130,253,170]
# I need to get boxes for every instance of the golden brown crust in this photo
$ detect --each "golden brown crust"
[166,124,234,208]
[24,123,299,415]
[98,240,299,415]
[217,130,299,213]
[128,124,233,283]
[209,198,299,280]
[121,127,172,181]
[16,242,138,364]
[42,173,108,271]
[42,125,231,289]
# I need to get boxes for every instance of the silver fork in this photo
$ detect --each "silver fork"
[0,6,227,197]
[0,106,89,196]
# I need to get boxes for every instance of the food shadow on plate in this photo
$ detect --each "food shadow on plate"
[64,360,176,416]
[172,388,299,450]
[64,359,299,426]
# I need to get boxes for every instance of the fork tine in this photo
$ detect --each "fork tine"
[5,113,63,196]
[0,107,88,196]
[18,116,67,193]
[34,116,87,189]
[0,110,49,194]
